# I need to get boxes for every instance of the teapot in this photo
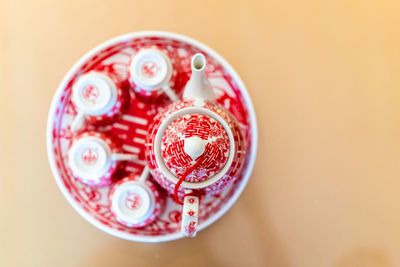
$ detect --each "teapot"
[145,53,246,237]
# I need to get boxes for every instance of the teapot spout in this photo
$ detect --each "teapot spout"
[182,53,215,102]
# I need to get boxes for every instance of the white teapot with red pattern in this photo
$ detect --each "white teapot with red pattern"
[145,53,246,237]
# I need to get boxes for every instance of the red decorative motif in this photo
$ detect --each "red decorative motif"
[141,61,160,78]
[82,84,99,103]
[49,35,253,240]
[81,187,102,202]
[168,210,182,223]
[161,114,230,183]
[187,210,195,216]
[125,192,142,210]
[184,221,196,237]
[58,126,73,140]
[146,100,246,198]
[81,148,98,165]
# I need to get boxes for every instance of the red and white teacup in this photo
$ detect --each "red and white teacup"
[71,71,127,132]
[67,131,137,187]
[109,167,164,228]
[129,47,178,102]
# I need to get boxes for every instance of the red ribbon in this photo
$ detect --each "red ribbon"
[173,154,205,205]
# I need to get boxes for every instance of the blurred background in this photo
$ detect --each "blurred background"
[1,0,400,266]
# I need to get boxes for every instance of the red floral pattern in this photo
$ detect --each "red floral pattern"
[161,114,230,182]
[146,100,246,198]
[48,34,254,240]
[184,221,197,237]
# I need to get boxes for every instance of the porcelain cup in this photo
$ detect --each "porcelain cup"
[68,131,137,187]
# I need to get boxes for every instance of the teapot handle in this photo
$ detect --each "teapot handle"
[181,193,199,237]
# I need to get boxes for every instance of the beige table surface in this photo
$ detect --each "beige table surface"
[1,0,400,266]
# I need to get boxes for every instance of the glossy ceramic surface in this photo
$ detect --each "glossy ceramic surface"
[47,31,258,242]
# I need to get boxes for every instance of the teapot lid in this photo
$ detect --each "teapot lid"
[160,113,231,183]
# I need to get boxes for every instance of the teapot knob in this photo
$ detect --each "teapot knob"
[183,136,207,159]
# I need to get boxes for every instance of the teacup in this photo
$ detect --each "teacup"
[145,53,246,237]
[129,47,178,102]
[71,71,128,132]
[67,131,137,187]
[109,167,165,228]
